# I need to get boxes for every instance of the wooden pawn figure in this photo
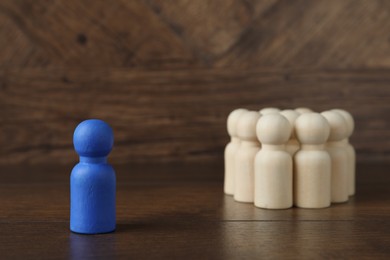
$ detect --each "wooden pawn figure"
[280,109,300,156]
[254,114,293,209]
[224,108,248,195]
[295,107,313,114]
[333,109,356,196]
[294,113,331,208]
[321,111,349,203]
[259,107,280,115]
[234,111,261,203]
[71,119,116,234]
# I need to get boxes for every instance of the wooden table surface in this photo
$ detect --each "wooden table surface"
[0,162,389,259]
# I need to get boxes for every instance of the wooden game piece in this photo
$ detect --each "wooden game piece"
[295,107,313,114]
[321,111,349,203]
[280,109,300,156]
[234,111,261,203]
[71,119,116,234]
[294,113,331,208]
[333,109,356,196]
[224,108,248,195]
[259,107,280,115]
[254,114,293,209]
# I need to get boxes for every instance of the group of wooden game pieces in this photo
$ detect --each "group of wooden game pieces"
[224,107,355,209]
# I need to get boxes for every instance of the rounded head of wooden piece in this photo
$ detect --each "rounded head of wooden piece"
[280,109,300,138]
[256,114,291,145]
[73,119,114,158]
[321,111,348,142]
[237,111,261,141]
[259,107,280,115]
[295,107,313,114]
[332,109,354,137]
[295,113,330,145]
[227,108,248,137]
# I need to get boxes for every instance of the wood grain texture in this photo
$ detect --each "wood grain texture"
[0,162,389,258]
[0,0,389,164]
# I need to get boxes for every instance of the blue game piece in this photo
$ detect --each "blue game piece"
[70,119,116,234]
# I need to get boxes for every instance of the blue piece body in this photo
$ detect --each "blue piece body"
[70,119,116,234]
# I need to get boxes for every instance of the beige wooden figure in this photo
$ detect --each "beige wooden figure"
[294,113,331,208]
[224,108,248,195]
[295,107,313,114]
[234,111,261,203]
[259,107,280,115]
[254,114,293,209]
[280,109,300,156]
[333,109,356,196]
[321,111,349,203]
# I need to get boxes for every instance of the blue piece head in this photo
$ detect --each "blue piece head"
[73,119,114,158]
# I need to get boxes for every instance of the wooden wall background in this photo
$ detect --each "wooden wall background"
[0,0,389,165]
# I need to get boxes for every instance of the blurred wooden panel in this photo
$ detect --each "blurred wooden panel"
[0,0,389,164]
[2,0,390,68]
[0,68,388,164]
[0,0,196,68]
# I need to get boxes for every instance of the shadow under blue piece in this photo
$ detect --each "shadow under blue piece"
[70,119,116,234]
